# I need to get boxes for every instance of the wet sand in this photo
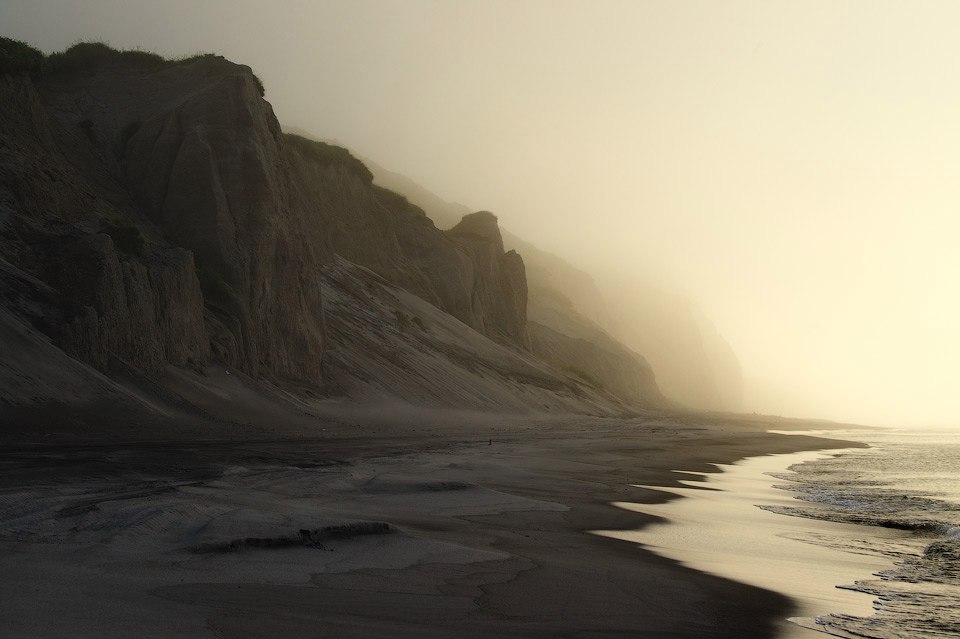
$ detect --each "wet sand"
[598,444,907,638]
[0,411,865,638]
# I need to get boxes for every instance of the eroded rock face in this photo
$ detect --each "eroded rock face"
[0,56,329,384]
[447,212,530,350]
[46,234,208,372]
[0,73,208,377]
[285,141,531,351]
[320,255,623,414]
[360,159,670,409]
[114,59,326,382]
[1,52,533,398]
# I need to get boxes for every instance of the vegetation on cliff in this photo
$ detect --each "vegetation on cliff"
[284,134,373,183]
[0,37,266,95]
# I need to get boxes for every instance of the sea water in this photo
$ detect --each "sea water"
[596,428,960,638]
[765,429,960,637]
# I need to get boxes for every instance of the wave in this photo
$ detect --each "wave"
[762,433,960,638]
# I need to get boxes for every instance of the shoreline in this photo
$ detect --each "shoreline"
[597,432,908,638]
[0,411,866,638]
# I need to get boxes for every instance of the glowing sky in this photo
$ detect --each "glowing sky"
[3,0,958,427]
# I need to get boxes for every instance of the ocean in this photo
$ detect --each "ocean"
[764,429,960,638]
[596,428,960,638]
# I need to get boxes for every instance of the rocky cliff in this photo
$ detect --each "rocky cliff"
[0,46,329,383]
[524,289,664,406]
[358,154,743,411]
[0,40,577,419]
[283,136,530,351]
[599,280,744,411]
[446,212,530,350]
[0,70,211,378]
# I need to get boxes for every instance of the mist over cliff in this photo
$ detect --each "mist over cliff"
[0,40,672,429]
[5,1,960,429]
[365,157,742,411]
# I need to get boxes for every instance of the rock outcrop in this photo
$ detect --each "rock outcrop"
[359,152,741,410]
[0,71,210,377]
[446,212,530,350]
[284,136,530,351]
[48,54,327,383]
[357,160,669,406]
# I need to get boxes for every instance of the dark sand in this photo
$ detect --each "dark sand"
[0,403,865,638]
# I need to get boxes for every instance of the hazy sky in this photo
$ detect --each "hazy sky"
[3,1,958,427]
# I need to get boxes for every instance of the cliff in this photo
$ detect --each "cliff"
[446,212,530,350]
[360,159,744,410]
[283,136,530,351]
[528,321,663,405]
[599,280,744,411]
[0,40,609,421]
[524,287,665,406]
[320,255,624,413]
[0,70,211,377]
[0,47,328,383]
[358,156,740,409]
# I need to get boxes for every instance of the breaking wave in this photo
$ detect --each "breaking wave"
[765,430,960,638]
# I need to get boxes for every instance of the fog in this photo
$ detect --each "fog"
[4,0,958,428]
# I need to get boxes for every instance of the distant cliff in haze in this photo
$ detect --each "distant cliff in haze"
[361,154,743,411]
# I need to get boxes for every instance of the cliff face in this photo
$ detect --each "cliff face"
[357,151,747,410]
[0,45,535,414]
[284,137,530,351]
[357,161,673,407]
[41,56,329,383]
[502,230,619,335]
[600,281,743,411]
[528,321,663,406]
[524,283,664,406]
[446,212,530,350]
[0,72,210,377]
[320,255,624,414]
[502,232,742,411]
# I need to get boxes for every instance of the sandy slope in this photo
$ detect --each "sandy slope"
[320,255,631,413]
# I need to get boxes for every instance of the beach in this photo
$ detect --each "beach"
[599,445,903,638]
[0,411,861,638]
[2,4,956,637]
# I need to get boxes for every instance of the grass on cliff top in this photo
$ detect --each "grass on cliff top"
[372,184,427,217]
[0,37,44,75]
[284,134,374,184]
[283,133,427,216]
[0,37,265,96]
